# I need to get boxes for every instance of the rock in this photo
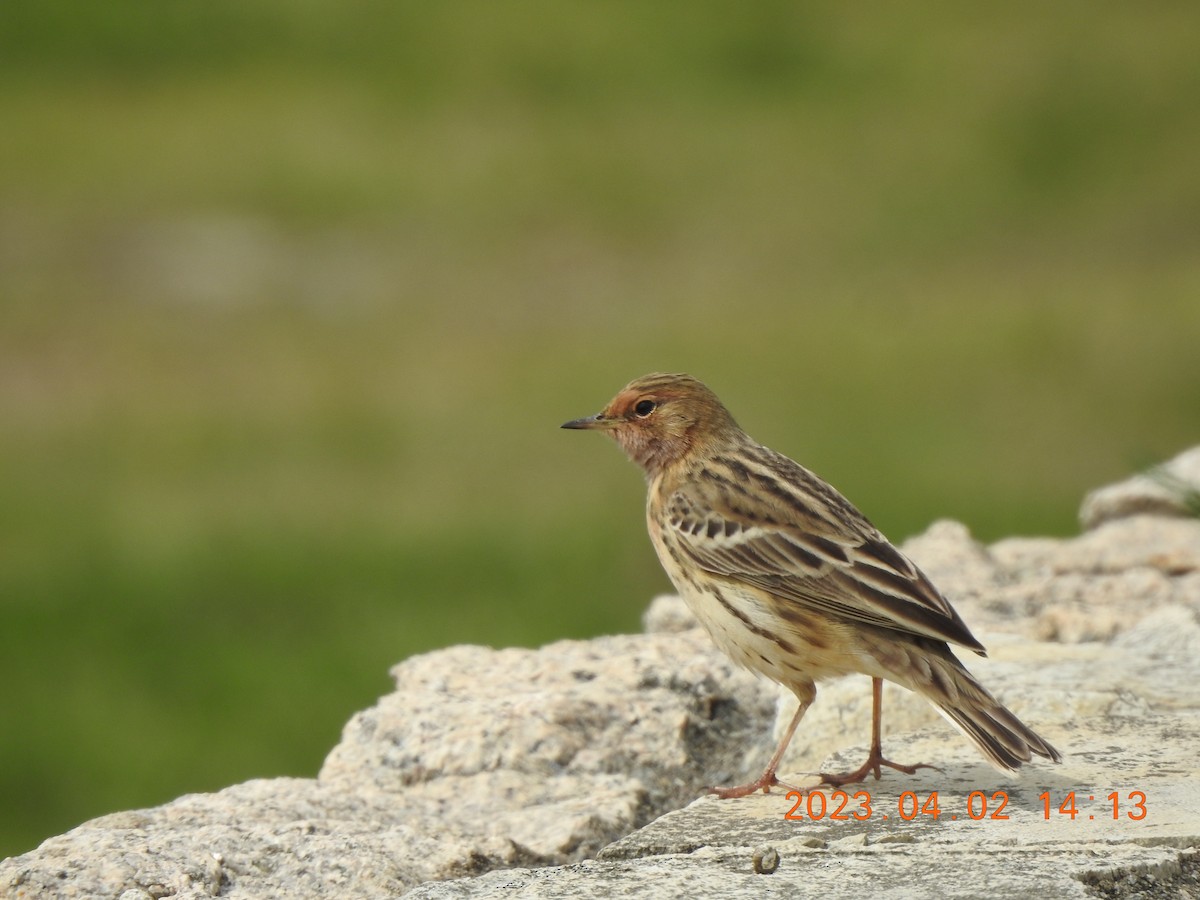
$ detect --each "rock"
[1080,446,1200,529]
[319,633,777,858]
[4,448,1200,899]
[1,633,774,900]
[904,512,1200,645]
[642,593,699,634]
[389,604,1200,900]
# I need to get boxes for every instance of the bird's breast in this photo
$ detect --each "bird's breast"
[646,502,859,688]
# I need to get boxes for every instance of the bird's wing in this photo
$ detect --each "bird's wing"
[660,454,985,654]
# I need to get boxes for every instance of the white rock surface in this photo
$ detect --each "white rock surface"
[408,603,1200,900]
[3,450,1199,899]
[1080,446,1200,529]
[1,631,775,899]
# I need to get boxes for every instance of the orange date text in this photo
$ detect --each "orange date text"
[783,789,1148,822]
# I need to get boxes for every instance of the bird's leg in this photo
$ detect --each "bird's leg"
[709,692,811,799]
[818,677,941,788]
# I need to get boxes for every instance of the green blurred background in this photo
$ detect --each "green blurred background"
[2,1,1198,858]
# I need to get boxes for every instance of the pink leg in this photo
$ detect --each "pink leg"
[709,689,811,799]
[818,677,940,787]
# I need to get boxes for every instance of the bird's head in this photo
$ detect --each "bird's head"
[562,373,739,475]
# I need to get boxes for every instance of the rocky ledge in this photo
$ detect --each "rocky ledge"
[4,448,1199,899]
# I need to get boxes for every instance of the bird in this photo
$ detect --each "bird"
[562,372,1061,798]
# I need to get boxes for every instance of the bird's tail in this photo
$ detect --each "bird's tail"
[917,651,1061,771]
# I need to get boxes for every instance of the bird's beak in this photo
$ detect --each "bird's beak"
[561,412,617,431]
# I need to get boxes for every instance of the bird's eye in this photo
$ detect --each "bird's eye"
[634,399,656,417]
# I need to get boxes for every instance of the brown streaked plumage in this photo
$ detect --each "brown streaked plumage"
[563,373,1060,798]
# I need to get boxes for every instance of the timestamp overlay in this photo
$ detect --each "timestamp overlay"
[781,786,1148,827]
[769,717,1200,846]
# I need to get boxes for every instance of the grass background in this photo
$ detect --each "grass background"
[2,2,1198,858]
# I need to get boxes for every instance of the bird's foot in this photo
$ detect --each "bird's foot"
[818,754,942,788]
[707,770,805,800]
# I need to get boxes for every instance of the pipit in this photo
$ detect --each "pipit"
[563,373,1060,798]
